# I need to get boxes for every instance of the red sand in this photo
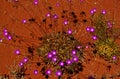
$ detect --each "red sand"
[0,0,120,79]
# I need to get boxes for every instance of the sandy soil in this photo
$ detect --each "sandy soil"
[0,0,120,79]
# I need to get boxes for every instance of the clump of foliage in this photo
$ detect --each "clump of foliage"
[92,13,120,61]
[95,39,119,60]
[37,31,84,78]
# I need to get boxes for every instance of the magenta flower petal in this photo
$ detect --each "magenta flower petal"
[59,62,64,66]
[66,60,72,65]
[33,0,38,5]
[102,10,106,14]
[92,35,97,40]
[72,56,79,62]
[7,35,12,40]
[86,27,90,32]
[46,69,52,75]
[15,49,20,55]
[90,10,94,14]
[53,14,58,19]
[112,56,117,60]
[64,20,68,25]
[46,13,51,17]
[56,70,62,76]
[22,19,27,24]
[34,70,38,75]
[71,49,77,55]
[23,57,28,63]
[76,45,82,49]
[51,50,57,56]
[90,27,95,32]
[52,56,57,62]
[93,8,97,12]
[47,53,53,59]
[56,3,60,7]
[19,62,24,67]
[67,29,72,34]
[0,38,3,43]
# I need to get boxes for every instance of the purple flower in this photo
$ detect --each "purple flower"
[92,35,97,40]
[46,69,52,75]
[55,70,62,76]
[102,10,106,14]
[52,56,57,62]
[93,8,97,12]
[51,50,57,56]
[67,29,72,34]
[90,27,95,32]
[0,38,3,43]
[33,0,38,5]
[3,29,7,33]
[46,13,51,17]
[47,52,53,59]
[76,45,82,49]
[22,19,27,24]
[86,27,90,32]
[107,21,113,28]
[66,60,72,65]
[3,29,8,36]
[64,20,68,25]
[85,45,89,49]
[53,14,58,19]
[7,35,12,40]
[15,49,20,55]
[19,62,24,67]
[4,32,8,36]
[112,56,117,60]
[34,70,38,75]
[72,56,79,62]
[71,49,77,55]
[59,62,64,66]
[23,57,28,63]
[56,3,60,7]
[90,8,97,14]
[13,0,19,2]
[90,10,94,14]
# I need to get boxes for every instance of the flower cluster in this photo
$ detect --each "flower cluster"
[38,32,84,77]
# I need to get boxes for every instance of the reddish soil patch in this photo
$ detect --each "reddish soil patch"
[0,0,120,79]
